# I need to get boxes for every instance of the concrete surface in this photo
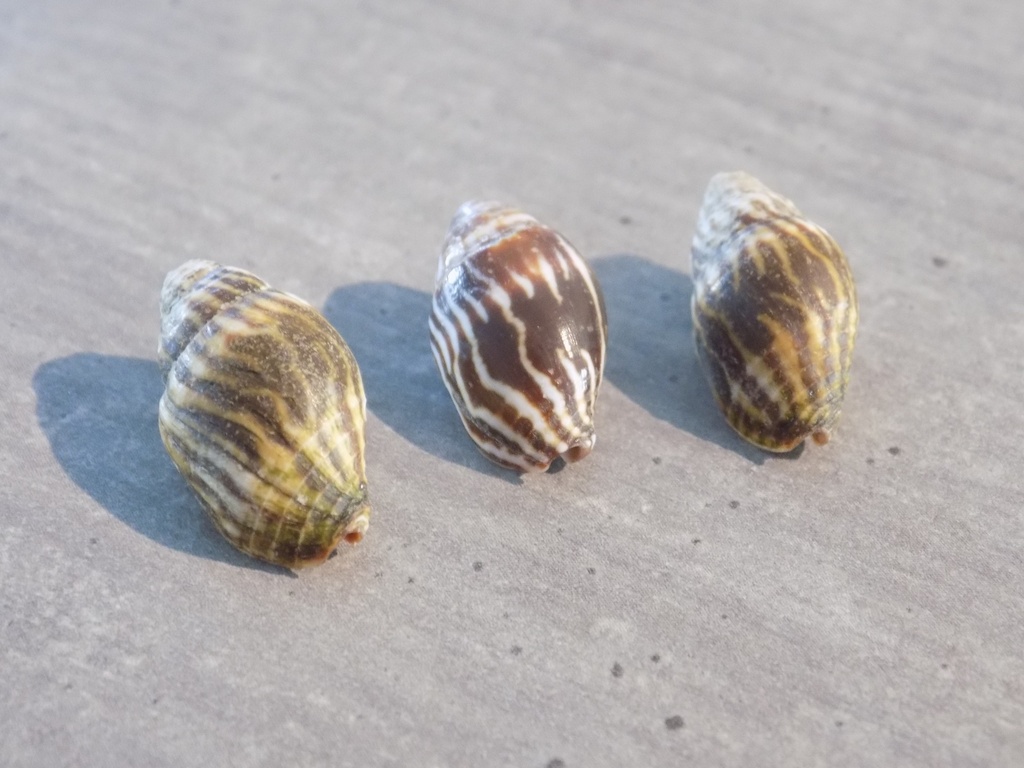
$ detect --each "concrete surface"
[2,1,1022,766]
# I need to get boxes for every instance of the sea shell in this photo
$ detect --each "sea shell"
[157,260,370,568]
[690,172,858,452]
[429,201,608,472]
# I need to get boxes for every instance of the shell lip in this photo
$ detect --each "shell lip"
[536,432,597,473]
[340,501,371,544]
[280,500,370,570]
[561,433,596,464]
[731,417,836,454]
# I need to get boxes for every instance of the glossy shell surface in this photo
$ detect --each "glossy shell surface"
[691,172,858,452]
[158,260,370,568]
[429,201,607,472]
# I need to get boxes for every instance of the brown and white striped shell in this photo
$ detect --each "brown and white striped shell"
[429,201,607,472]
[158,260,370,568]
[691,172,858,452]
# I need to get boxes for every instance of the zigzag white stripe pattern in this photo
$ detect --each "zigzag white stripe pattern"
[430,287,548,466]
[463,260,574,444]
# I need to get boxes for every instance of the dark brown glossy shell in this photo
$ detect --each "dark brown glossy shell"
[429,202,608,472]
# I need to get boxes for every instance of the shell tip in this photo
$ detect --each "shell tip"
[454,199,504,220]
[161,260,219,303]
[439,200,525,280]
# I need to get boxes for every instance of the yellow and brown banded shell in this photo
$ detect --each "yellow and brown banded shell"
[157,260,370,568]
[429,201,608,472]
[691,172,858,452]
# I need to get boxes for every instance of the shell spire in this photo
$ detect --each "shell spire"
[429,201,608,472]
[157,260,370,568]
[691,172,858,452]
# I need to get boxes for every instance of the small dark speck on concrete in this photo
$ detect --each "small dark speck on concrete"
[665,715,684,730]
[728,500,740,509]
[866,457,875,465]
[587,567,596,575]
[907,607,913,613]
[288,590,295,596]
[611,662,624,678]
[378,307,388,316]
[153,697,161,705]
[89,537,98,545]
[557,527,564,534]
[407,577,415,584]
[888,446,901,456]
[941,663,949,669]
[374,571,383,578]
[547,759,566,768]
[652,456,662,465]
[668,374,679,383]
[473,561,484,572]
[691,538,701,545]
[660,292,671,302]
[932,256,949,268]
[835,720,844,727]
[502,612,510,619]
[651,654,661,663]
[511,645,523,656]
[619,215,633,226]
[721,614,728,620]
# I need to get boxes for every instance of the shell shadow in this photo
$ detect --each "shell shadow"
[32,353,291,573]
[322,282,519,482]
[591,254,801,463]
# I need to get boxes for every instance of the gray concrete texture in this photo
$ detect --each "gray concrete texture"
[1,0,1022,765]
